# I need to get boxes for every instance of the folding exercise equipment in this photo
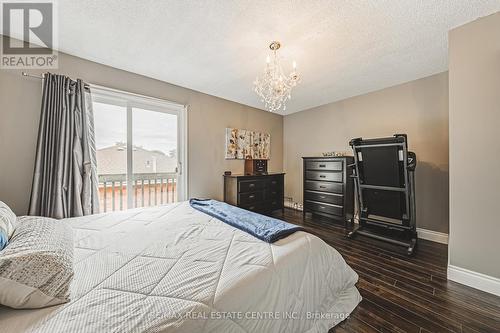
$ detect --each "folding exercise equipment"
[348,134,417,255]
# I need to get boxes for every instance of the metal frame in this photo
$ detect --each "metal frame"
[348,134,417,255]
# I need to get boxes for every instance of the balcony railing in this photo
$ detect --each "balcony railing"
[98,173,177,213]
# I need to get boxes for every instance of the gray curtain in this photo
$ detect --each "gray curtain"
[29,73,99,219]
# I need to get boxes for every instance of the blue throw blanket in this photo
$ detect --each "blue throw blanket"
[189,199,305,243]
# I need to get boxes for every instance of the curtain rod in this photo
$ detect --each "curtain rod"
[22,71,45,79]
[21,71,90,90]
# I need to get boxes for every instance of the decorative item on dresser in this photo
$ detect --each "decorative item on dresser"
[223,173,285,214]
[244,158,268,175]
[302,157,354,227]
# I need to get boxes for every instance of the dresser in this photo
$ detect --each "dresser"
[302,157,354,224]
[223,173,285,214]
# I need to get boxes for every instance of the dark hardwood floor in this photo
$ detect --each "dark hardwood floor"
[272,208,500,333]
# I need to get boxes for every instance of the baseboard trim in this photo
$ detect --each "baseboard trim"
[447,265,500,297]
[417,228,448,244]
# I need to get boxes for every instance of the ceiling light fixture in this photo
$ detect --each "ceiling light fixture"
[254,41,300,113]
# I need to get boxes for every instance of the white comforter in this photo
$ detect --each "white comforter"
[0,202,361,333]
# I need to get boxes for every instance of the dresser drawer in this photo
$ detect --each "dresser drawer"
[225,173,285,213]
[239,180,265,193]
[306,171,343,182]
[268,176,283,189]
[304,190,343,205]
[266,189,282,200]
[240,203,264,212]
[270,199,283,211]
[306,200,343,216]
[239,191,264,205]
[304,180,343,194]
[302,157,353,223]
[305,160,343,171]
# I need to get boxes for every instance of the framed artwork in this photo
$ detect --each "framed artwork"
[225,128,270,160]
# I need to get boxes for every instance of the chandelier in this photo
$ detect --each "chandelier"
[254,41,300,113]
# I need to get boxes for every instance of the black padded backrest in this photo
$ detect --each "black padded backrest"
[363,189,405,220]
[359,146,403,187]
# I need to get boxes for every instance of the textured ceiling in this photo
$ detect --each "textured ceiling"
[4,1,500,114]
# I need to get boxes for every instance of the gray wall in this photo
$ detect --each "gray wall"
[284,72,449,233]
[449,13,500,278]
[0,35,283,215]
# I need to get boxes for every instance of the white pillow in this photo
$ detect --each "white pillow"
[0,216,74,309]
[0,201,17,250]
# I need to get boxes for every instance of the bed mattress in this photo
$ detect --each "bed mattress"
[0,202,361,332]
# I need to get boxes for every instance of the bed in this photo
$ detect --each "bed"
[0,201,361,332]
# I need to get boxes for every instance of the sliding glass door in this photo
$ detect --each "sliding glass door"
[93,101,128,211]
[92,87,187,212]
[132,107,178,208]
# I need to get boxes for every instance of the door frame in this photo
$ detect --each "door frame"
[91,84,188,204]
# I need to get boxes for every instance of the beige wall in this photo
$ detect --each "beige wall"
[284,72,449,233]
[0,36,283,215]
[449,13,500,278]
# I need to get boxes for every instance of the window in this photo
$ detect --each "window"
[92,86,187,212]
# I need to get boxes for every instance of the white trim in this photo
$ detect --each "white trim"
[447,265,500,297]
[417,228,448,244]
[177,105,189,201]
[90,84,185,112]
[126,104,133,208]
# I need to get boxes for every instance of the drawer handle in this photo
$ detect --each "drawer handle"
[319,206,325,209]
[319,164,326,168]
[271,181,277,184]
[249,195,255,199]
[249,183,255,187]
[249,206,255,210]
[319,175,326,178]
[319,196,326,199]
[319,186,326,189]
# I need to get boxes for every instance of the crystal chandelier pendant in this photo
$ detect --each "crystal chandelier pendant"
[254,41,300,113]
